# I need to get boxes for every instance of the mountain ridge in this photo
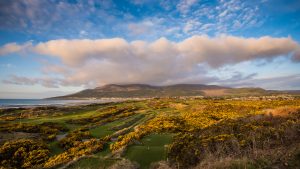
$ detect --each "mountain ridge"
[50,83,292,99]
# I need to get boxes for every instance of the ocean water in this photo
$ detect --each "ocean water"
[0,99,111,108]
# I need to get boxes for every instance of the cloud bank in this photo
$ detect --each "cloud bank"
[1,35,300,88]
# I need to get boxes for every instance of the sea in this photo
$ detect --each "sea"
[0,99,115,108]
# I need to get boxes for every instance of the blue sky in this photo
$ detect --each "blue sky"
[0,0,300,98]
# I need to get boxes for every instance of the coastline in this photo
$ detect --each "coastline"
[0,98,123,109]
[0,97,151,109]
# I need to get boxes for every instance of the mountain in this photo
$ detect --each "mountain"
[51,83,293,99]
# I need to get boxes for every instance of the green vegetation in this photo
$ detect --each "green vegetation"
[48,141,63,156]
[124,133,173,168]
[65,156,116,169]
[1,97,300,168]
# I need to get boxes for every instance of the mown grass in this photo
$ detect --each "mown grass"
[65,156,117,169]
[48,141,63,156]
[89,114,140,138]
[89,121,121,138]
[19,109,101,124]
[124,133,173,168]
[16,102,134,124]
[95,144,111,157]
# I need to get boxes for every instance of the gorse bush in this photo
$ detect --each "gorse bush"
[168,110,300,168]
[0,139,50,169]
[0,122,69,142]
[59,129,92,150]
[44,138,104,168]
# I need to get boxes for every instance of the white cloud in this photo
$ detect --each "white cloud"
[3,75,60,88]
[185,0,265,35]
[0,35,299,88]
[126,18,168,38]
[128,20,155,35]
[130,0,153,5]
[0,42,32,55]
[219,73,300,90]
[0,0,271,41]
[0,0,120,38]
[177,0,198,14]
[33,38,129,66]
[183,20,201,34]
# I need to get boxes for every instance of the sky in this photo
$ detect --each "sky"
[0,0,300,99]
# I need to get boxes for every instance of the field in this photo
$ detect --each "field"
[0,97,300,169]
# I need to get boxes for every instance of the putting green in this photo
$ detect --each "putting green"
[124,133,173,168]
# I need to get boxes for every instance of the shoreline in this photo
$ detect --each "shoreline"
[0,98,150,109]
[0,99,121,109]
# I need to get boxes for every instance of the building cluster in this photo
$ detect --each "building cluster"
[226,95,295,101]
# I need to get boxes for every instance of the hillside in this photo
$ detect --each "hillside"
[52,84,284,99]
